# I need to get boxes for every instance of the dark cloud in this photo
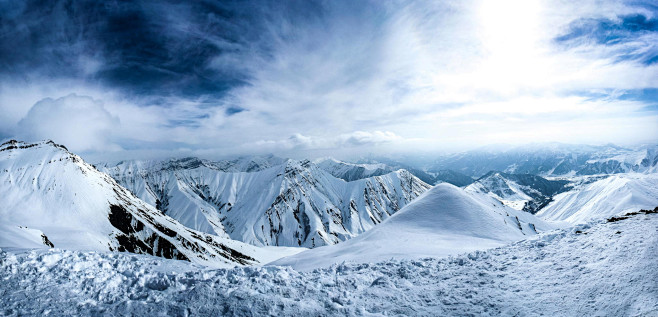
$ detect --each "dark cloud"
[0,0,327,99]
[556,14,657,45]
[555,13,658,65]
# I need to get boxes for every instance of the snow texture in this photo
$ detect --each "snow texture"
[1,210,656,316]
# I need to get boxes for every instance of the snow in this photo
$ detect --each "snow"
[313,157,392,181]
[254,246,308,265]
[0,225,49,249]
[0,140,305,267]
[272,183,554,271]
[2,210,656,316]
[538,173,658,223]
[466,177,533,210]
[2,139,657,315]
[429,143,658,177]
[465,171,569,213]
[101,158,430,248]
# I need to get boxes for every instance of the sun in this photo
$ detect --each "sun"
[474,0,549,93]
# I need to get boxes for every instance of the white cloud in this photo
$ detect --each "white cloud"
[339,131,402,146]
[248,131,403,154]
[16,94,121,152]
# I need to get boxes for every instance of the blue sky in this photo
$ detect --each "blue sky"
[0,0,656,160]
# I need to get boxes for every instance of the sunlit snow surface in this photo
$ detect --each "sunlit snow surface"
[1,212,656,316]
[272,183,554,271]
[538,173,658,223]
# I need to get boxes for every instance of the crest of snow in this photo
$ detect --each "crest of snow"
[272,183,553,271]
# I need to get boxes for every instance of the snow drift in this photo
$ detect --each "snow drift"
[273,183,552,270]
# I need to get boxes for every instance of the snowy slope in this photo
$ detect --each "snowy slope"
[537,173,658,223]
[101,159,431,248]
[272,183,553,270]
[0,140,294,267]
[466,171,570,213]
[2,209,655,316]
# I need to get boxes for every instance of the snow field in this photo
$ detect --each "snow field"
[2,211,656,316]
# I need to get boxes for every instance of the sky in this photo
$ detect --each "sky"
[0,0,657,161]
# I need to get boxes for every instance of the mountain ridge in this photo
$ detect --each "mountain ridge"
[100,155,432,248]
[0,140,288,267]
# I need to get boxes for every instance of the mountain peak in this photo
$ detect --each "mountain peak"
[0,141,271,267]
[1,139,69,152]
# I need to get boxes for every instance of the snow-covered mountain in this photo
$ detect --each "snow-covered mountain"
[314,158,393,181]
[319,157,475,186]
[537,173,658,224]
[0,140,293,268]
[428,169,476,187]
[100,158,431,248]
[466,171,570,213]
[103,154,287,174]
[2,140,656,315]
[428,143,658,178]
[273,183,553,270]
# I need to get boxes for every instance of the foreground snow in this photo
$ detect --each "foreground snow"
[2,210,655,316]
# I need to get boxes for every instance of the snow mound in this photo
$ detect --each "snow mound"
[2,209,656,316]
[272,183,553,270]
[538,173,658,223]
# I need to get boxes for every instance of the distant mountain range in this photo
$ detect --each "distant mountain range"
[424,143,658,178]
[332,157,476,186]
